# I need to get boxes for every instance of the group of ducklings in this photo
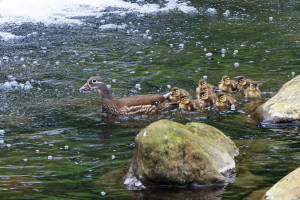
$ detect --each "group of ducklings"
[168,75,261,111]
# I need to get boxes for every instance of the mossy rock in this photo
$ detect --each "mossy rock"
[123,119,239,189]
[264,167,300,200]
[255,75,300,123]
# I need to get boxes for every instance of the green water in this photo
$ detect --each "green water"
[0,0,300,199]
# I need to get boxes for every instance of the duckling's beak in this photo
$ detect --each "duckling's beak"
[79,83,91,92]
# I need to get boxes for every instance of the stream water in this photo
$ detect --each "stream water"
[0,0,299,199]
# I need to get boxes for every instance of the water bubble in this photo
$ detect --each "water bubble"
[179,43,184,48]
[291,72,295,76]
[167,85,171,89]
[203,75,207,79]
[55,61,60,65]
[233,50,239,54]
[7,144,11,148]
[135,83,141,90]
[3,56,9,61]
[223,10,230,17]
[203,48,207,51]
[222,54,225,57]
[20,57,25,61]
[23,158,28,162]
[221,48,226,53]
[64,145,69,150]
[170,44,173,48]
[234,62,239,67]
[111,155,115,159]
[0,140,4,144]
[206,8,217,15]
[130,71,135,74]
[101,191,106,196]
[231,104,236,110]
[206,52,212,57]
[269,17,273,21]
[48,155,53,160]
[36,150,39,153]
[0,130,5,135]
[106,85,111,89]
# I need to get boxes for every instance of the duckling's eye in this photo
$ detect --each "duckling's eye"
[92,79,97,83]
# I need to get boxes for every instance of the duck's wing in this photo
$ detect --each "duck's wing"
[119,94,167,107]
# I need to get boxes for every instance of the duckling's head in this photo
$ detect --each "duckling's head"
[180,95,190,104]
[199,91,208,100]
[237,76,246,86]
[198,79,207,87]
[217,93,227,103]
[250,81,258,91]
[79,76,107,92]
[171,87,181,97]
[221,75,230,85]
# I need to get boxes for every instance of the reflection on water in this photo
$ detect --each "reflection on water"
[0,0,299,199]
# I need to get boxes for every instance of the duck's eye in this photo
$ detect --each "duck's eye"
[92,79,97,83]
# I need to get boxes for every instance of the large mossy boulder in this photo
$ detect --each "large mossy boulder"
[264,167,300,200]
[255,75,300,123]
[123,119,239,189]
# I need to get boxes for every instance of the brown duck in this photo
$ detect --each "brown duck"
[196,86,217,101]
[198,91,217,107]
[218,75,237,91]
[244,81,261,98]
[168,87,190,102]
[196,79,215,93]
[79,76,172,116]
[216,93,237,107]
[179,95,202,111]
[236,76,253,91]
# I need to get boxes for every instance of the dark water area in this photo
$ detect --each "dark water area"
[0,0,299,199]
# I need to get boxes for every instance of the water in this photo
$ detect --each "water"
[0,0,299,199]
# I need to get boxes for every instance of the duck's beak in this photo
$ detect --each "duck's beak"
[79,83,91,92]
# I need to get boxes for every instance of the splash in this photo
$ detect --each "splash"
[0,0,197,26]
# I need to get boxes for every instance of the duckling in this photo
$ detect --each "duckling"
[198,91,217,107]
[168,87,190,102]
[216,93,237,107]
[196,87,217,101]
[196,79,215,93]
[179,95,202,111]
[236,76,253,91]
[218,75,237,91]
[79,76,172,116]
[244,81,261,98]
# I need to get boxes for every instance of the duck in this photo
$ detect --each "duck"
[236,76,253,91]
[216,93,237,107]
[168,87,190,102]
[218,75,237,91]
[244,81,261,98]
[198,91,217,107]
[196,79,215,93]
[79,76,172,116]
[179,95,202,111]
[196,87,217,101]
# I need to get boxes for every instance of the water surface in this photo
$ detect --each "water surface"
[0,0,299,199]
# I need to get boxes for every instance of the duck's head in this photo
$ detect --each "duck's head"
[171,87,181,97]
[221,75,230,85]
[79,76,107,92]
[217,93,226,103]
[198,79,207,88]
[249,81,258,91]
[236,76,246,86]
[180,95,190,104]
[199,91,208,100]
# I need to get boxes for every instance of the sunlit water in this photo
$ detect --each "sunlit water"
[0,0,299,199]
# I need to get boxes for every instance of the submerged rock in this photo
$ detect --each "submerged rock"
[123,120,239,189]
[255,75,300,124]
[264,167,300,200]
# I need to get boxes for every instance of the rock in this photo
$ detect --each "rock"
[123,119,239,189]
[264,167,300,200]
[255,75,300,123]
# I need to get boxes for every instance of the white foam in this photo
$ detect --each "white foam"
[206,8,217,15]
[99,24,127,30]
[0,32,24,41]
[0,0,197,26]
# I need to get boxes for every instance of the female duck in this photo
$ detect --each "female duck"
[79,76,172,116]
